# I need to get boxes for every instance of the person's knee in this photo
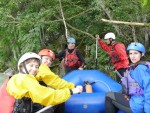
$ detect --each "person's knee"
[106,92,115,100]
[105,96,112,102]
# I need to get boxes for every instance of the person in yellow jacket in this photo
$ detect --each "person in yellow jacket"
[37,49,75,89]
[6,52,83,113]
[32,49,79,113]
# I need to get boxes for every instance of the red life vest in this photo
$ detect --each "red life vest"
[0,79,15,113]
[63,49,81,67]
[109,42,120,64]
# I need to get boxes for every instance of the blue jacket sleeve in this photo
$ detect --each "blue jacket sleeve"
[131,65,150,113]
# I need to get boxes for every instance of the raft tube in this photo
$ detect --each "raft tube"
[63,70,122,113]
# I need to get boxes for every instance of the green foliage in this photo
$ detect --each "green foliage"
[137,0,150,7]
[0,0,150,82]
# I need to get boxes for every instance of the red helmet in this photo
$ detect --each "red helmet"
[38,49,55,60]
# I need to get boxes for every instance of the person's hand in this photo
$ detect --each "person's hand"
[72,86,83,94]
[124,94,130,101]
[78,67,83,70]
[95,34,100,40]
[76,85,83,92]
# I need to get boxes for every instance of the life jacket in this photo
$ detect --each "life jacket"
[109,42,121,64]
[121,61,150,96]
[13,97,32,113]
[0,79,15,113]
[0,79,32,113]
[63,49,81,67]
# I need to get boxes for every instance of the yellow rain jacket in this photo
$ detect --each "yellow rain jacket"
[36,64,75,89]
[6,73,71,106]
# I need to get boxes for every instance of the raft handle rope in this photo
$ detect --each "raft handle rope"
[88,80,111,91]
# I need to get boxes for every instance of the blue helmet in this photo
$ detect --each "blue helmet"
[67,37,76,43]
[127,42,145,54]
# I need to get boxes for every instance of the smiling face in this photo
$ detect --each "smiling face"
[129,50,143,64]
[41,55,53,67]
[68,43,75,49]
[20,59,40,75]
[26,60,39,75]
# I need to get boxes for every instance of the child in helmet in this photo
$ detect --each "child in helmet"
[32,49,83,113]
[5,52,82,113]
[56,37,85,74]
[96,32,129,83]
[37,49,77,88]
[38,49,55,67]
[105,42,150,113]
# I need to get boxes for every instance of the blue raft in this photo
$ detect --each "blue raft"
[63,70,122,113]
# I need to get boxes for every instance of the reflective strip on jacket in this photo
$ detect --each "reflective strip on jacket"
[6,73,71,106]
[98,39,129,70]
[36,64,75,89]
[129,64,150,113]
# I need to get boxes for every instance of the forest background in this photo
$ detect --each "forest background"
[0,0,150,80]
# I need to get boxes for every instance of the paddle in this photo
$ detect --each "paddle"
[35,105,53,113]
[95,32,107,70]
[114,70,123,79]
[95,38,98,69]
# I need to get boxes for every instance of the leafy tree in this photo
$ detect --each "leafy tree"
[0,0,149,81]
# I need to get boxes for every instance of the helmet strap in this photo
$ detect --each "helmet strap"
[41,56,43,60]
[108,39,113,46]
[23,62,29,74]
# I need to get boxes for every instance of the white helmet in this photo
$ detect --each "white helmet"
[104,32,116,39]
[18,52,41,71]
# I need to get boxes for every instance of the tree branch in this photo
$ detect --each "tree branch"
[59,0,69,38]
[101,18,150,27]
[66,23,95,39]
